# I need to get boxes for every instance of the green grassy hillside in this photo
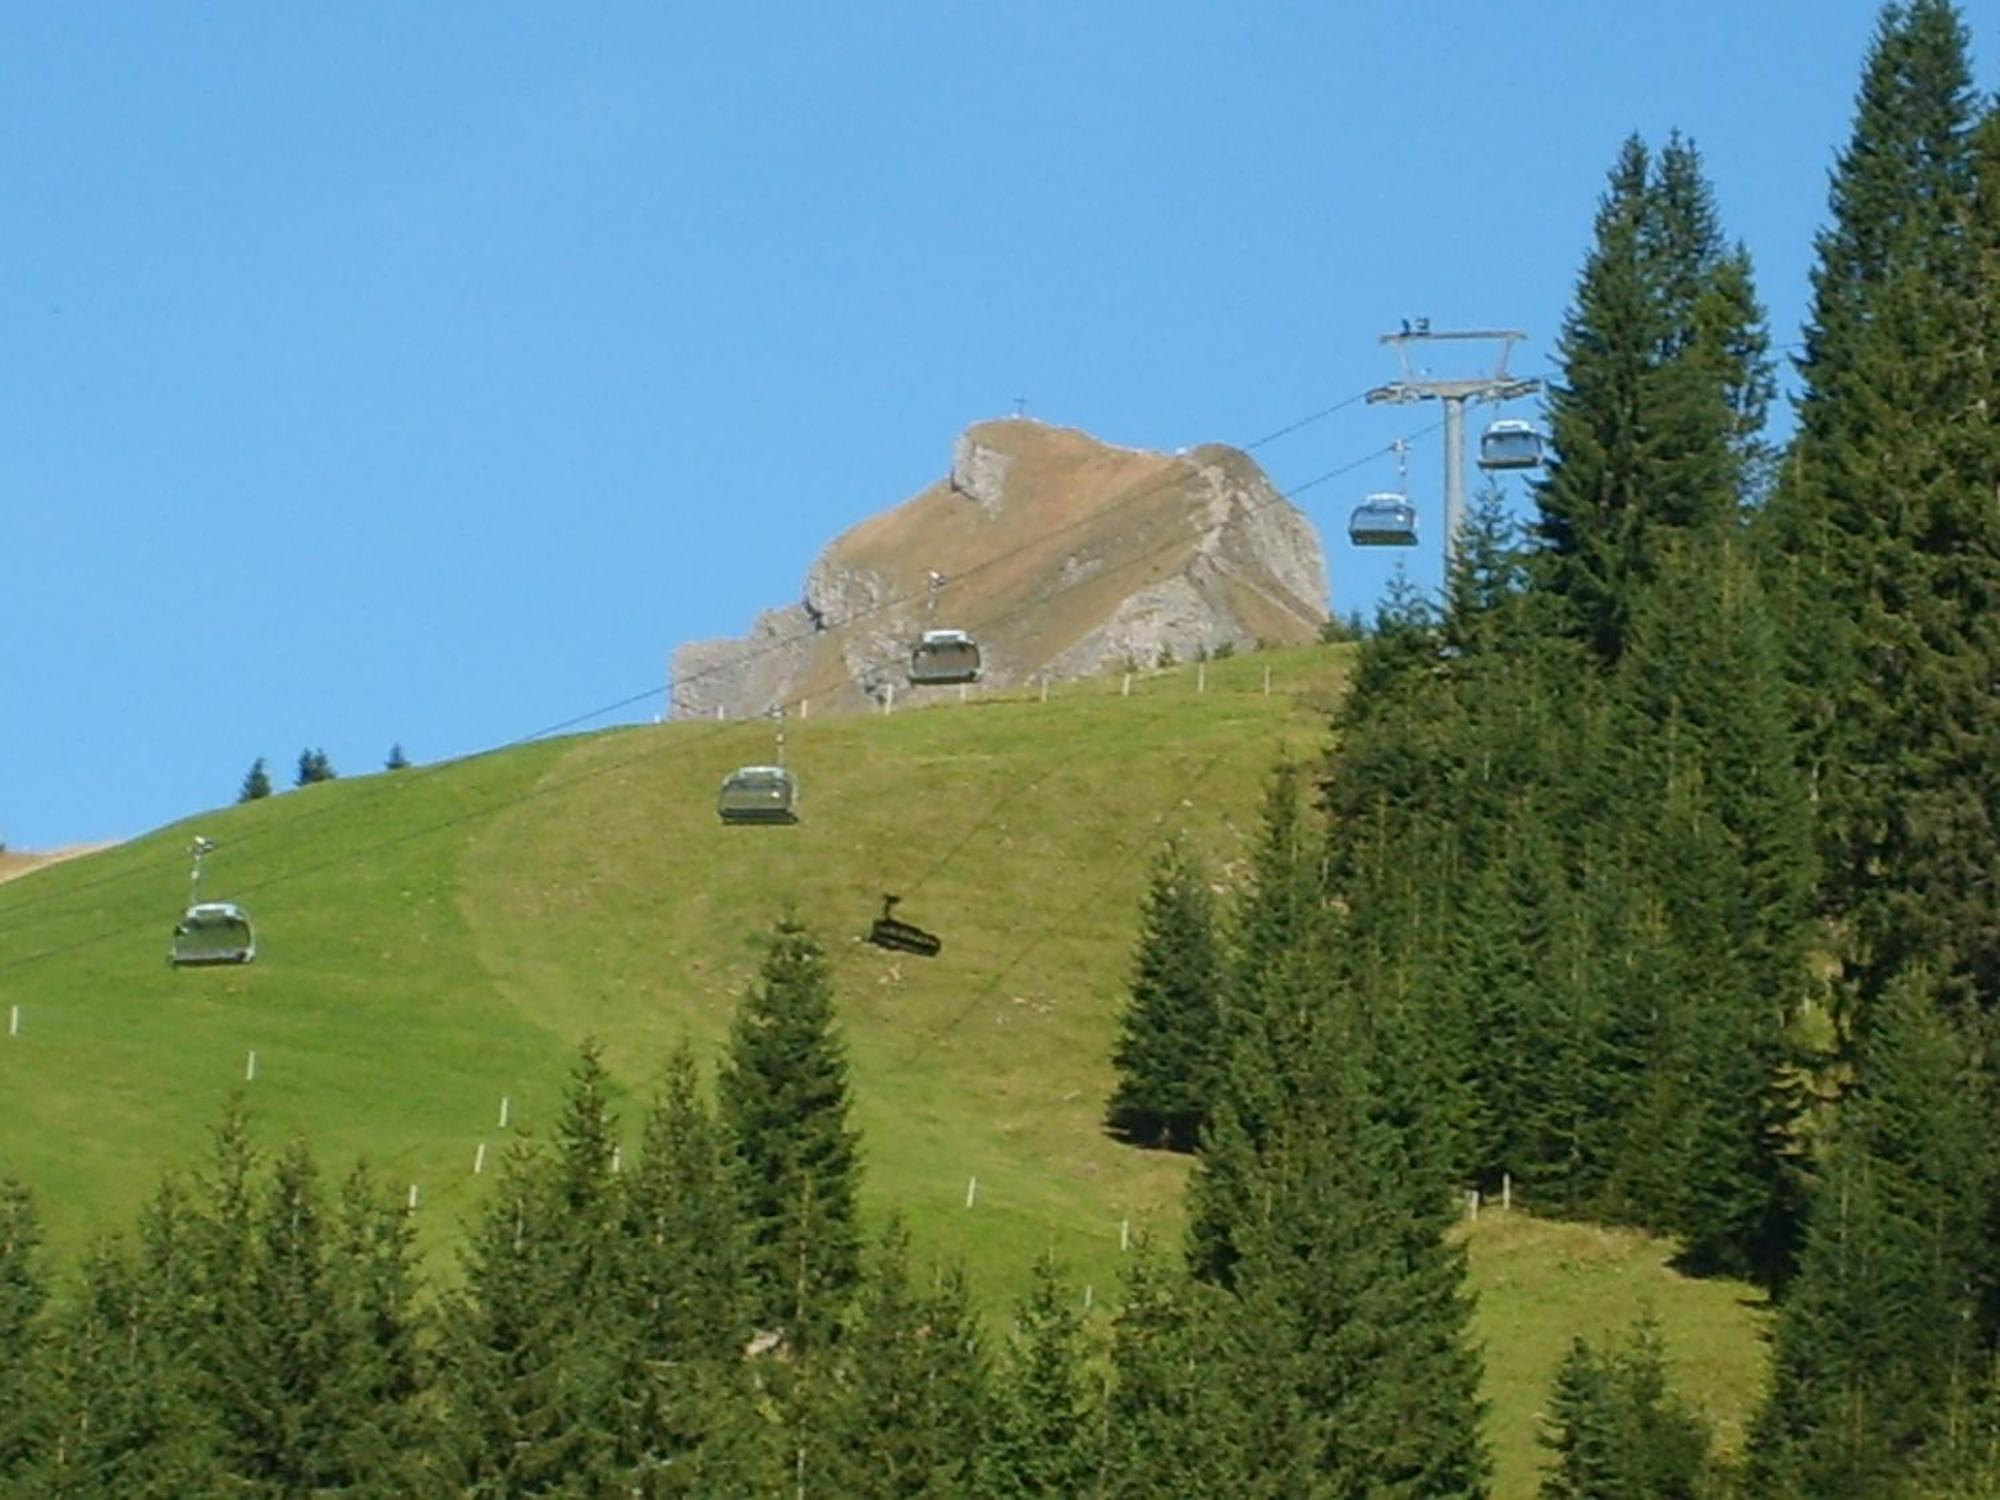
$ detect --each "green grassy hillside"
[0,645,1765,1495]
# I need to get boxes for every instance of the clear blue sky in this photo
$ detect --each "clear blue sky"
[3,3,1984,849]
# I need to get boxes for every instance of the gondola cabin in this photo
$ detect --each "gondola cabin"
[171,902,256,966]
[1348,493,1418,547]
[718,765,799,825]
[1478,418,1544,471]
[908,629,982,687]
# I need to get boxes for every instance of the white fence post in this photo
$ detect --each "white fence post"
[965,1176,978,1208]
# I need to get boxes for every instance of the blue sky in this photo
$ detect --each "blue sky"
[2,3,1984,849]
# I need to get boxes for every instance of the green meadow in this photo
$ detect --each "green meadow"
[0,644,1765,1496]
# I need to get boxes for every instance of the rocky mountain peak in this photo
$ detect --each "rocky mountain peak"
[670,419,1328,719]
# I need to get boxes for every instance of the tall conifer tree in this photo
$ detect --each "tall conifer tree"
[1107,840,1225,1151]
[718,918,862,1356]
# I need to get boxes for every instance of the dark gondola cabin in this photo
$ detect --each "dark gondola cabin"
[1348,493,1418,547]
[1478,417,1544,471]
[717,765,799,825]
[908,629,982,687]
[171,902,256,966]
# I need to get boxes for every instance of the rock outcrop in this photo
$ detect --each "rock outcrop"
[670,419,1328,719]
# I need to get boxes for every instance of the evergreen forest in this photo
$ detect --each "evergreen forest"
[5,4,2000,1495]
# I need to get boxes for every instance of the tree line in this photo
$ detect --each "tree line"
[0,910,1496,1497]
[1111,2,2000,1492]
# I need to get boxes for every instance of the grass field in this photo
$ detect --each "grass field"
[0,644,1766,1496]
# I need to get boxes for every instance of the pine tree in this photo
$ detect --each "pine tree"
[819,1219,987,1498]
[324,1163,438,1492]
[1106,840,1226,1151]
[610,1041,776,1494]
[1756,0,1992,1016]
[214,1140,348,1493]
[0,1176,46,1482]
[438,1134,618,1493]
[1538,1318,1709,1500]
[1535,132,1769,665]
[1611,534,1813,1278]
[717,918,862,1356]
[23,1239,225,1497]
[383,743,410,771]
[1747,970,1993,1497]
[1540,1338,1624,1500]
[976,1252,1099,1498]
[236,757,271,803]
[1097,1242,1325,1497]
[1190,992,1488,1495]
[294,747,336,787]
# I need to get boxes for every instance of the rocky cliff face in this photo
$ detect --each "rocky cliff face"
[670,419,1328,719]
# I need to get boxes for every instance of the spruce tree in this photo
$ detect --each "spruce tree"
[1106,840,1225,1151]
[1535,132,1768,666]
[23,1239,225,1497]
[1539,1338,1624,1500]
[820,1219,987,1498]
[717,918,862,1356]
[1190,992,1488,1495]
[1757,0,1992,1015]
[383,743,410,771]
[976,1251,1100,1498]
[610,1041,776,1493]
[216,1140,348,1493]
[294,747,336,787]
[1747,969,1993,1497]
[236,757,271,803]
[0,1176,46,1482]
[324,1163,437,1492]
[437,1133,618,1493]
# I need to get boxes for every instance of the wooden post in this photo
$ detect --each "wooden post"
[1121,672,1132,698]
[473,1142,487,1174]
[610,1146,623,1174]
[799,696,809,719]
[715,705,725,721]
[6,1005,16,1037]
[1040,675,1049,704]
[1502,1172,1512,1211]
[1467,1189,1480,1221]
[1197,661,1206,694]
[1119,1218,1130,1251]
[407,1184,421,1210]
[965,1176,977,1208]
[499,1096,511,1129]
[245,1049,257,1082]
[884,683,896,715]
[1263,665,1272,696]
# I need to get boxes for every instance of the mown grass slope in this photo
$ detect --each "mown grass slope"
[0,644,1765,1496]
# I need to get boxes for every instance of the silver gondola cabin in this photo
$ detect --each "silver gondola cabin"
[908,628,982,687]
[1348,493,1419,547]
[1478,417,1544,471]
[717,765,799,825]
[171,901,256,967]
